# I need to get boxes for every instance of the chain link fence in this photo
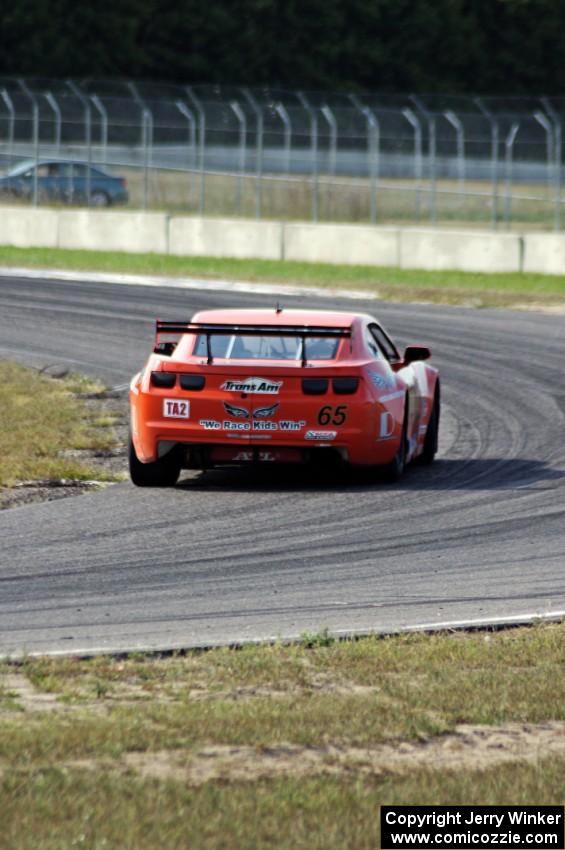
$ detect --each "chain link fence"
[0,77,564,229]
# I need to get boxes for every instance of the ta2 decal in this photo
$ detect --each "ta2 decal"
[163,399,189,418]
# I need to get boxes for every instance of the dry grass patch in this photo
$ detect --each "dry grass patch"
[0,625,564,846]
[0,362,125,502]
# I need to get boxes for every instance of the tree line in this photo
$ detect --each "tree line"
[1,0,563,95]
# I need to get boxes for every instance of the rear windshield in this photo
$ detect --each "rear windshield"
[193,334,339,361]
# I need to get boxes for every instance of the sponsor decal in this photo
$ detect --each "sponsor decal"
[163,399,189,418]
[219,401,303,431]
[368,371,396,391]
[201,409,304,432]
[378,411,395,439]
[378,389,406,404]
[220,377,282,394]
[227,433,271,439]
[305,430,337,441]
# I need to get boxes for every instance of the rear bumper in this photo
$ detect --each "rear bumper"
[130,381,403,467]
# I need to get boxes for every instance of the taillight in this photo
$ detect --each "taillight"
[151,371,176,388]
[302,378,328,395]
[333,377,359,395]
[120,177,127,188]
[179,374,205,391]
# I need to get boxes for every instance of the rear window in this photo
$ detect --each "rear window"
[193,334,339,361]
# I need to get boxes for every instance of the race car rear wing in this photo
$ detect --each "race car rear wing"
[154,320,352,366]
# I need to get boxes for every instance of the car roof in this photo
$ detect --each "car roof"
[191,308,370,327]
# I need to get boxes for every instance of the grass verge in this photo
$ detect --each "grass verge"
[0,361,123,496]
[1,623,564,847]
[1,245,565,308]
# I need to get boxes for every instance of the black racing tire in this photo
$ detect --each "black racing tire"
[129,433,181,487]
[419,384,440,465]
[381,400,408,483]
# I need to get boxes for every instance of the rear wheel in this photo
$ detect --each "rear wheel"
[91,190,110,207]
[129,434,181,487]
[419,386,440,465]
[381,403,408,483]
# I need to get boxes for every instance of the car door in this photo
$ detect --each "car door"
[368,323,423,455]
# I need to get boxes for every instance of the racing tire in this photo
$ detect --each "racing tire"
[381,402,408,483]
[129,433,181,487]
[419,385,440,465]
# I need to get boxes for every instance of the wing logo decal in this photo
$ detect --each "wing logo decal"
[223,402,280,419]
[223,402,250,418]
[252,403,279,419]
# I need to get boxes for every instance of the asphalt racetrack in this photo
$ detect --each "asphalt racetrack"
[1,275,564,656]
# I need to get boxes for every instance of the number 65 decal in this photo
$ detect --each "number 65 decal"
[317,405,347,426]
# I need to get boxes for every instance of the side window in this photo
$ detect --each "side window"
[369,324,400,363]
[364,325,380,358]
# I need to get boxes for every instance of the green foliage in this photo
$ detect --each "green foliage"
[1,0,565,93]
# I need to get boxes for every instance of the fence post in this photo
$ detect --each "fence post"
[90,95,108,165]
[444,110,465,193]
[402,108,423,221]
[241,88,263,219]
[541,97,562,231]
[67,80,92,205]
[186,87,206,215]
[1,88,15,170]
[411,96,436,224]
[141,109,153,210]
[321,105,337,175]
[44,92,62,153]
[504,122,520,229]
[176,101,196,210]
[18,79,39,206]
[275,102,292,173]
[229,101,247,214]
[475,98,499,230]
[533,111,554,201]
[297,92,319,222]
[350,95,379,224]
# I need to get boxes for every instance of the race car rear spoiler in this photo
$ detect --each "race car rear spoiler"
[154,320,352,366]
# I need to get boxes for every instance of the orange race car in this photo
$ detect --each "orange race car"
[129,307,440,486]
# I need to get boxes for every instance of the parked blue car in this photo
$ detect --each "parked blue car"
[0,160,129,206]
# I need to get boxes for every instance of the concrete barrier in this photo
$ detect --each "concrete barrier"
[169,216,283,260]
[400,228,522,273]
[0,206,59,248]
[11,205,565,276]
[522,233,565,275]
[283,223,400,266]
[58,210,169,253]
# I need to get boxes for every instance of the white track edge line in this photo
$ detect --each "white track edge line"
[4,608,564,660]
